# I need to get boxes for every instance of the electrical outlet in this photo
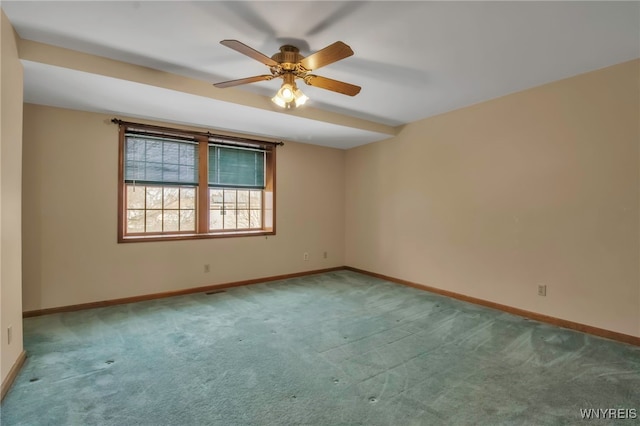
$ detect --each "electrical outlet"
[204,264,210,273]
[7,325,12,345]
[323,251,328,259]
[538,285,547,297]
[303,252,309,261]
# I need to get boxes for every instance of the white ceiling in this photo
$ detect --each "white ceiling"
[3,1,639,149]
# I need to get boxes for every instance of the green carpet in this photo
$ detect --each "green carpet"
[1,271,639,425]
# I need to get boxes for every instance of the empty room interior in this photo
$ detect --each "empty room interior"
[1,1,639,425]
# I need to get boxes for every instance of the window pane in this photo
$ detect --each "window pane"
[210,189,223,209]
[164,187,179,209]
[146,187,163,209]
[180,188,196,209]
[180,210,196,231]
[237,190,249,209]
[127,185,145,209]
[236,210,249,229]
[250,190,262,209]
[146,210,163,232]
[163,210,179,232]
[127,209,145,233]
[210,210,223,230]
[205,188,265,231]
[223,209,236,229]
[223,189,236,208]
[250,210,262,229]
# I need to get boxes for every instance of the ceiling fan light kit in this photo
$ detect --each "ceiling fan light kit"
[214,40,361,109]
[271,72,308,109]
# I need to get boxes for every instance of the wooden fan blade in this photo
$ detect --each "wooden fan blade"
[303,75,361,96]
[220,40,279,67]
[299,41,354,71]
[213,75,274,88]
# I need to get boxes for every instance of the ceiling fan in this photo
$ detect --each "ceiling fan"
[213,40,361,108]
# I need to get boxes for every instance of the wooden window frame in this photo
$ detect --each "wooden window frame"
[116,120,278,243]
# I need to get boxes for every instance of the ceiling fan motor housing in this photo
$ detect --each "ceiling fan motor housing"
[272,45,304,71]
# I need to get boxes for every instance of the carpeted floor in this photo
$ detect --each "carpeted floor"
[1,271,639,425]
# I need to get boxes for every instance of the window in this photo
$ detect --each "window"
[208,145,265,231]
[117,121,278,242]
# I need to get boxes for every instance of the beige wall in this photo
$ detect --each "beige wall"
[22,105,345,311]
[346,60,640,337]
[1,10,25,384]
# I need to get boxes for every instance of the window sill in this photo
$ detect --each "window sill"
[119,229,275,243]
